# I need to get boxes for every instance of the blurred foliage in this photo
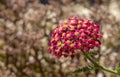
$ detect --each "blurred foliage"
[116,62,120,74]
[0,0,120,77]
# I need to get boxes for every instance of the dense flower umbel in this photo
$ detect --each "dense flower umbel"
[49,17,102,58]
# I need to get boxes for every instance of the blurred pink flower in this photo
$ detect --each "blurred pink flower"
[49,17,102,58]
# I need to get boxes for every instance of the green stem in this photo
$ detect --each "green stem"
[83,52,120,75]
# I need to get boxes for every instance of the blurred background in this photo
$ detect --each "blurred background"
[0,0,120,77]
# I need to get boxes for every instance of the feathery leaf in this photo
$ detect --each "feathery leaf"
[74,65,95,73]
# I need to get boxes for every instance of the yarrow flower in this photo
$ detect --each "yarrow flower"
[49,17,102,58]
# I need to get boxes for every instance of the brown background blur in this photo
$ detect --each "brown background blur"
[0,0,120,77]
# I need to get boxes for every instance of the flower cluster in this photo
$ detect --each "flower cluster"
[49,17,102,58]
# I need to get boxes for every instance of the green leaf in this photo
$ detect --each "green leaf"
[116,62,120,74]
[116,67,120,73]
[74,66,95,73]
[85,51,99,56]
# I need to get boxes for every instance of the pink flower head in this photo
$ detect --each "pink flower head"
[49,17,102,58]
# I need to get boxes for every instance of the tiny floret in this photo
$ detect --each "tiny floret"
[49,17,102,58]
